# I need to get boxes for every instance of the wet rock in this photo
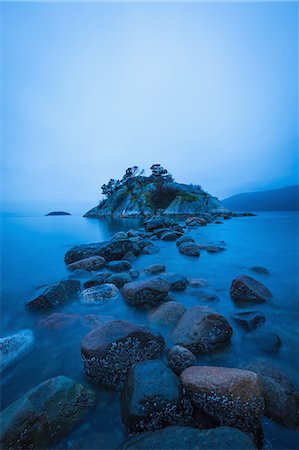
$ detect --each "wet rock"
[186,217,207,227]
[106,273,132,288]
[81,314,114,329]
[27,279,80,310]
[165,273,188,291]
[142,244,160,255]
[143,264,166,275]
[138,239,152,250]
[121,360,192,434]
[230,275,272,304]
[189,278,209,288]
[181,366,264,438]
[171,306,233,354]
[176,235,195,247]
[245,362,299,430]
[179,242,200,257]
[215,221,223,224]
[149,301,186,327]
[98,239,134,262]
[167,345,196,375]
[205,245,225,253]
[83,273,111,289]
[152,228,172,237]
[233,311,265,331]
[0,376,96,449]
[80,284,119,304]
[127,229,142,238]
[160,231,179,241]
[107,260,131,272]
[38,313,80,330]
[249,266,270,275]
[243,331,281,354]
[0,329,34,372]
[122,277,170,307]
[81,320,165,387]
[171,224,185,234]
[144,217,171,232]
[119,425,256,450]
[194,290,219,302]
[129,269,140,279]
[111,231,128,241]
[64,243,104,265]
[67,255,106,272]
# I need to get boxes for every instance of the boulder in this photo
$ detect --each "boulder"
[26,279,80,310]
[176,235,195,247]
[233,311,265,331]
[110,231,128,241]
[80,284,119,304]
[167,345,196,375]
[249,266,270,275]
[181,366,264,436]
[106,273,132,288]
[67,255,106,272]
[165,273,188,291]
[152,228,172,237]
[179,242,200,257]
[142,244,160,255]
[83,273,111,289]
[143,264,166,275]
[119,425,256,450]
[107,260,131,272]
[243,331,281,354]
[129,269,140,279]
[81,320,165,387]
[64,243,104,265]
[38,313,80,330]
[0,376,96,449]
[205,245,225,253]
[230,275,272,304]
[189,278,209,288]
[186,217,207,227]
[0,329,34,372]
[144,217,171,232]
[122,277,170,307]
[121,360,192,433]
[160,231,179,241]
[245,362,299,430]
[149,302,186,327]
[98,239,134,262]
[171,306,232,354]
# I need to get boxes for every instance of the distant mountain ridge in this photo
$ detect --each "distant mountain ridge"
[222,185,299,211]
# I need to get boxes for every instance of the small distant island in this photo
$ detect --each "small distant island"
[84,164,226,218]
[45,211,71,216]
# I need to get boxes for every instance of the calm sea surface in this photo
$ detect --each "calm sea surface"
[1,212,298,449]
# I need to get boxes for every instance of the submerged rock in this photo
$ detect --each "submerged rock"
[249,266,270,275]
[0,376,96,449]
[245,362,299,430]
[149,301,186,327]
[230,275,272,304]
[143,264,166,275]
[233,311,265,331]
[129,269,140,279]
[205,245,225,253]
[106,272,132,288]
[179,242,200,257]
[167,345,196,375]
[81,320,165,387]
[122,277,170,307]
[0,329,34,372]
[26,279,80,310]
[176,235,195,247]
[171,306,232,354]
[165,273,188,291]
[243,331,281,354]
[121,360,192,434]
[38,313,80,330]
[67,255,106,272]
[181,366,264,438]
[83,273,111,289]
[119,425,256,450]
[142,244,160,255]
[80,284,119,304]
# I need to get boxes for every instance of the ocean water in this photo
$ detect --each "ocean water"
[0,212,298,449]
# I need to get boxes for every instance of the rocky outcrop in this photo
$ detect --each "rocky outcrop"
[84,169,225,218]
[0,329,34,371]
[119,425,256,450]
[171,306,233,354]
[121,360,192,434]
[0,376,96,449]
[81,320,165,387]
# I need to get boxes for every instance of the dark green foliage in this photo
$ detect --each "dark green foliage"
[177,193,199,202]
[146,185,179,210]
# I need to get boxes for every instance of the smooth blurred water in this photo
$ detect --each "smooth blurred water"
[0,212,298,449]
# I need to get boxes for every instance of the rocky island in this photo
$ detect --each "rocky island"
[84,164,227,218]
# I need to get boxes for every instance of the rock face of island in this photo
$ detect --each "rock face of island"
[84,164,225,218]
[46,211,71,216]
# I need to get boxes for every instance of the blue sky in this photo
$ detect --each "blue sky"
[1,1,298,214]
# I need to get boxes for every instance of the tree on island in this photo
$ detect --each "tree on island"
[150,164,173,182]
